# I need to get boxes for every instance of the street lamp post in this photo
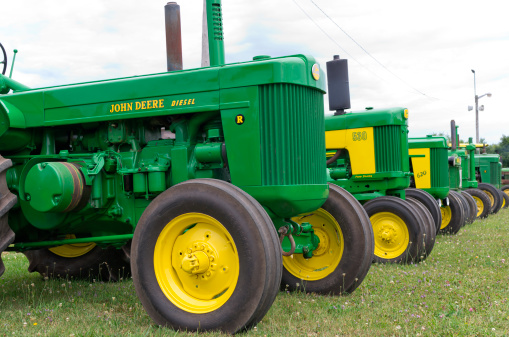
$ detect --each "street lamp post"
[471,69,492,144]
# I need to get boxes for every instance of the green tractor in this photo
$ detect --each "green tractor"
[0,1,375,333]
[325,100,437,264]
[473,150,505,212]
[445,123,482,224]
[408,134,470,236]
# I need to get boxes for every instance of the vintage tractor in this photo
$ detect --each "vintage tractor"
[324,82,437,264]
[407,135,467,235]
[473,150,504,212]
[0,1,375,334]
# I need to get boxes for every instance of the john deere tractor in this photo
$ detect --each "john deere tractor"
[324,67,436,265]
[0,1,375,334]
[473,150,505,212]
[407,135,467,234]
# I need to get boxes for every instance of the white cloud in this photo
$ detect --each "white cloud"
[1,0,508,143]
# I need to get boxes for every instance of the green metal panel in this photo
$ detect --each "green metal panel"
[430,148,449,190]
[374,125,402,173]
[408,136,450,199]
[326,108,410,201]
[259,83,325,186]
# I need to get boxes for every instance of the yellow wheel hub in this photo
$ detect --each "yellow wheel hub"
[483,190,495,207]
[154,213,239,314]
[284,208,344,281]
[472,196,484,217]
[49,234,96,258]
[370,212,409,259]
[440,206,452,229]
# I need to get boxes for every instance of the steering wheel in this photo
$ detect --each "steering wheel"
[0,42,6,75]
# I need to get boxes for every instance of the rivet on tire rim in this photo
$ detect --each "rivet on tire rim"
[370,212,409,259]
[154,213,239,314]
[284,208,344,281]
[440,206,452,229]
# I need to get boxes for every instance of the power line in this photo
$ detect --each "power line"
[291,0,397,88]
[307,0,439,100]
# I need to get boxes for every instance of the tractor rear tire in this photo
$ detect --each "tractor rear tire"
[363,196,424,264]
[0,156,17,277]
[406,197,435,259]
[283,184,374,295]
[464,188,491,219]
[405,188,441,234]
[461,191,478,222]
[131,179,282,334]
[439,192,465,235]
[478,183,503,214]
[24,246,130,281]
[451,190,472,225]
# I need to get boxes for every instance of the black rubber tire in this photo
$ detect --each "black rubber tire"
[363,196,424,264]
[501,189,509,209]
[130,179,282,334]
[461,191,478,222]
[478,183,503,214]
[0,43,6,76]
[0,156,17,277]
[406,197,435,260]
[464,188,491,219]
[405,188,442,234]
[24,246,131,281]
[451,190,471,225]
[282,184,374,295]
[439,191,465,235]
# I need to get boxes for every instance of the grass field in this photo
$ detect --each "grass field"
[1,209,508,336]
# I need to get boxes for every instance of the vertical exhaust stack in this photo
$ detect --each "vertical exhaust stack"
[165,2,183,72]
[326,55,351,115]
[450,120,456,150]
[202,0,225,67]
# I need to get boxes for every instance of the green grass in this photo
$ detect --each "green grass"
[1,209,508,336]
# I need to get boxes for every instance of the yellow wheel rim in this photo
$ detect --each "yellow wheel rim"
[284,208,344,281]
[49,234,96,258]
[440,206,452,229]
[471,196,484,217]
[503,196,506,208]
[483,190,495,207]
[370,212,409,260]
[154,213,239,314]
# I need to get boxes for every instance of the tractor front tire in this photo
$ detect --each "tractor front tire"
[478,183,503,214]
[363,196,424,264]
[282,184,374,295]
[461,191,478,222]
[130,179,282,334]
[406,197,436,259]
[452,190,472,225]
[464,188,491,219]
[405,188,441,234]
[439,191,465,234]
[24,245,130,281]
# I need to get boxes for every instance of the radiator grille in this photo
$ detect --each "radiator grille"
[490,162,500,185]
[259,84,325,186]
[374,125,403,172]
[430,148,449,188]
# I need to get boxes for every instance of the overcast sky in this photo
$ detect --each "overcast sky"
[1,0,508,143]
